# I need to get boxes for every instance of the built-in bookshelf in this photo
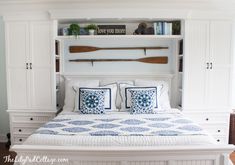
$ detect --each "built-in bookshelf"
[55,40,62,113]
[56,20,182,38]
[178,39,183,109]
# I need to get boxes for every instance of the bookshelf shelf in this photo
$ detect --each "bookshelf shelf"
[55,35,183,40]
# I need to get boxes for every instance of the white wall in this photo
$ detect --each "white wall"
[0,16,9,141]
[63,39,174,74]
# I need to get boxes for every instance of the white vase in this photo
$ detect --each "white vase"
[89,29,95,35]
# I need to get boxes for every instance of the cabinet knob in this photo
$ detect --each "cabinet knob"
[19,139,22,142]
[30,117,33,121]
[217,139,220,142]
[206,118,209,121]
[19,129,22,132]
[217,130,221,133]
[206,63,209,69]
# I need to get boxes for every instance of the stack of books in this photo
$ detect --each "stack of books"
[153,21,173,35]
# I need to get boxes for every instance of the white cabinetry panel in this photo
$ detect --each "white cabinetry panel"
[6,22,29,67]
[6,22,30,109]
[7,68,30,109]
[207,21,232,108]
[30,21,52,67]
[31,68,54,109]
[5,20,55,110]
[183,20,232,111]
[184,20,209,109]
[30,21,54,109]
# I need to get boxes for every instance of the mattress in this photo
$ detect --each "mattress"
[24,109,216,146]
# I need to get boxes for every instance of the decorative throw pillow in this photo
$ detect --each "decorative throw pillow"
[79,88,106,114]
[135,79,171,110]
[129,88,157,114]
[119,84,158,112]
[73,87,113,112]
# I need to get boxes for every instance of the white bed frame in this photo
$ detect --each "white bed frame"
[12,145,234,165]
[11,74,235,165]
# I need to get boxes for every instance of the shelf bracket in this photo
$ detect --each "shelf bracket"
[144,48,147,55]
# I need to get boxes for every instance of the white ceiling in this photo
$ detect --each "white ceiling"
[0,0,235,15]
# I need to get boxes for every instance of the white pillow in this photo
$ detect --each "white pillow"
[100,83,118,111]
[116,81,134,109]
[134,79,171,110]
[63,78,99,111]
[120,84,160,112]
[100,80,134,109]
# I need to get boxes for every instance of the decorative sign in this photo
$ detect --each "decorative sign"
[97,25,126,35]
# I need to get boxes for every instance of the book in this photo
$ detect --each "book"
[153,23,157,35]
[155,22,163,35]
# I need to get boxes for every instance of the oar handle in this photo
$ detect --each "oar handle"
[70,59,135,62]
[69,56,168,64]
[100,47,168,50]
[69,46,168,53]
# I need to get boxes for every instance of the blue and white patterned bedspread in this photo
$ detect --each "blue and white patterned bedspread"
[34,111,208,137]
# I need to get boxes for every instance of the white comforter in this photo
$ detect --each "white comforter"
[24,109,216,146]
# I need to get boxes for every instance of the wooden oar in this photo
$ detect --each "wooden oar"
[69,46,168,53]
[69,56,168,64]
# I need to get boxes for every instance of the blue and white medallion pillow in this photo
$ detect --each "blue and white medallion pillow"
[79,88,107,114]
[128,88,157,114]
[120,84,158,112]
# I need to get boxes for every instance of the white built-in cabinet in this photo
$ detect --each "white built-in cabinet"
[4,14,233,145]
[183,20,232,110]
[183,20,232,144]
[6,21,55,110]
[5,19,56,145]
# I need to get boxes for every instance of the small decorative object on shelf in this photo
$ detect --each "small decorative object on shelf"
[133,22,154,35]
[85,24,98,35]
[80,28,89,35]
[97,25,126,35]
[68,23,80,36]
[172,21,181,35]
[59,27,69,36]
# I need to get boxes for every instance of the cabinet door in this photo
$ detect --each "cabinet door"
[183,20,210,109]
[29,21,55,110]
[5,22,30,109]
[207,21,232,109]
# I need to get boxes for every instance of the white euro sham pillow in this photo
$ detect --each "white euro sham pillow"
[100,83,118,111]
[100,80,134,110]
[63,78,99,111]
[134,79,171,110]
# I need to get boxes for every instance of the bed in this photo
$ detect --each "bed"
[12,75,235,165]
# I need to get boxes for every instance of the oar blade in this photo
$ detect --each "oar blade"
[138,57,168,64]
[69,46,99,53]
